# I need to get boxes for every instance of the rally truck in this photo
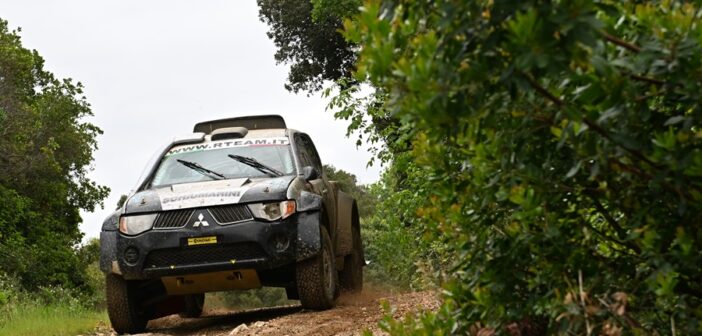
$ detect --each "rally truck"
[99,115,364,334]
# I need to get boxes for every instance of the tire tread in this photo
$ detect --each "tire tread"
[106,274,147,334]
[296,226,336,310]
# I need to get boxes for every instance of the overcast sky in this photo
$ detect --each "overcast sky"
[0,1,381,241]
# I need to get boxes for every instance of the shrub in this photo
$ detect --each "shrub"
[339,0,702,334]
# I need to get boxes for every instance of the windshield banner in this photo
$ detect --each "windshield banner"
[166,137,290,156]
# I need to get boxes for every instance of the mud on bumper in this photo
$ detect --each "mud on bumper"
[99,211,322,280]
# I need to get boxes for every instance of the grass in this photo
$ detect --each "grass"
[0,304,107,336]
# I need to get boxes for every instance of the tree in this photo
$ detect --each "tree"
[0,18,109,290]
[336,0,702,334]
[257,0,407,158]
[257,0,359,93]
[116,194,128,210]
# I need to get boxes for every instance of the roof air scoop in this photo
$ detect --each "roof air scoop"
[210,127,248,141]
[194,115,286,134]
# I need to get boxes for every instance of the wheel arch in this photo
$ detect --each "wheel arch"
[351,201,365,263]
[335,191,356,257]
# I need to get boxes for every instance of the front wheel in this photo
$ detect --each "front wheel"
[106,274,147,334]
[295,226,337,310]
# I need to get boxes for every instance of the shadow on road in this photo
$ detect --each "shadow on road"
[146,305,303,335]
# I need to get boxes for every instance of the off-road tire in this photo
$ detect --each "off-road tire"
[179,293,205,318]
[106,274,147,334]
[340,222,363,293]
[295,226,336,309]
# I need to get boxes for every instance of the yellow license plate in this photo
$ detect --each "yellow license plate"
[187,236,217,246]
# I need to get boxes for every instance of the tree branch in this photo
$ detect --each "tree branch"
[587,194,640,254]
[520,72,702,200]
[520,72,662,169]
[521,72,564,107]
[629,74,665,86]
[580,118,662,169]
[602,31,641,53]
[582,218,638,255]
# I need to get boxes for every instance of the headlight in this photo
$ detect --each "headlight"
[248,200,296,221]
[119,214,157,235]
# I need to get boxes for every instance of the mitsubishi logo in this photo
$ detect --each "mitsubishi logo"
[193,213,209,227]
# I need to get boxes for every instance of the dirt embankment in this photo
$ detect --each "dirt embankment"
[88,290,440,336]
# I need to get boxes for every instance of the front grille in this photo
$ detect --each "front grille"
[209,204,253,224]
[144,243,266,269]
[153,209,193,229]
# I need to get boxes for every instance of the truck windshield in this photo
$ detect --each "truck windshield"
[150,140,294,187]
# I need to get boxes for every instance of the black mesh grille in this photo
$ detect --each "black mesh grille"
[144,243,266,269]
[209,204,253,224]
[153,209,193,229]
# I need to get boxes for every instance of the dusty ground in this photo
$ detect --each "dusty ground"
[88,290,440,336]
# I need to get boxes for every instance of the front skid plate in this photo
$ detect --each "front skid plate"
[161,269,261,295]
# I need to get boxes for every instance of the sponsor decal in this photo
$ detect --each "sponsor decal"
[162,191,241,204]
[159,187,249,210]
[166,137,289,156]
[187,236,217,246]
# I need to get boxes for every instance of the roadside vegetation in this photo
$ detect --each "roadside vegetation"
[0,19,109,335]
[0,239,108,335]
[259,0,702,334]
[0,278,107,336]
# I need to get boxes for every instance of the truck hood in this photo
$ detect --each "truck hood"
[123,175,295,214]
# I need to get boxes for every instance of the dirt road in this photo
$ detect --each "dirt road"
[90,291,440,336]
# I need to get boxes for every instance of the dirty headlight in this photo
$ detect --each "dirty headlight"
[248,201,296,221]
[119,214,157,235]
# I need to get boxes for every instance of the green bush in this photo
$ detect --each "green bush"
[334,0,702,334]
[0,272,102,325]
[0,273,106,336]
[361,154,449,291]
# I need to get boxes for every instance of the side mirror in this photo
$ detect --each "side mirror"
[302,166,320,181]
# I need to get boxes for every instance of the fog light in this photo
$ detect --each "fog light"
[124,246,140,264]
[270,234,289,252]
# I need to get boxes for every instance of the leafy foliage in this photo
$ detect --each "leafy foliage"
[0,18,108,291]
[335,0,702,334]
[360,155,449,291]
[257,0,359,93]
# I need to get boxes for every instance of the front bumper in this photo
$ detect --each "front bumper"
[100,211,322,280]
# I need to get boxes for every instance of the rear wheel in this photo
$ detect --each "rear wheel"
[340,222,363,293]
[180,293,205,318]
[295,226,336,309]
[106,274,147,334]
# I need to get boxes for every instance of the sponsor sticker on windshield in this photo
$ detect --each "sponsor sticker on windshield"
[166,137,289,156]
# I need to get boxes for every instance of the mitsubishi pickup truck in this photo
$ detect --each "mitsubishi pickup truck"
[99,115,364,334]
